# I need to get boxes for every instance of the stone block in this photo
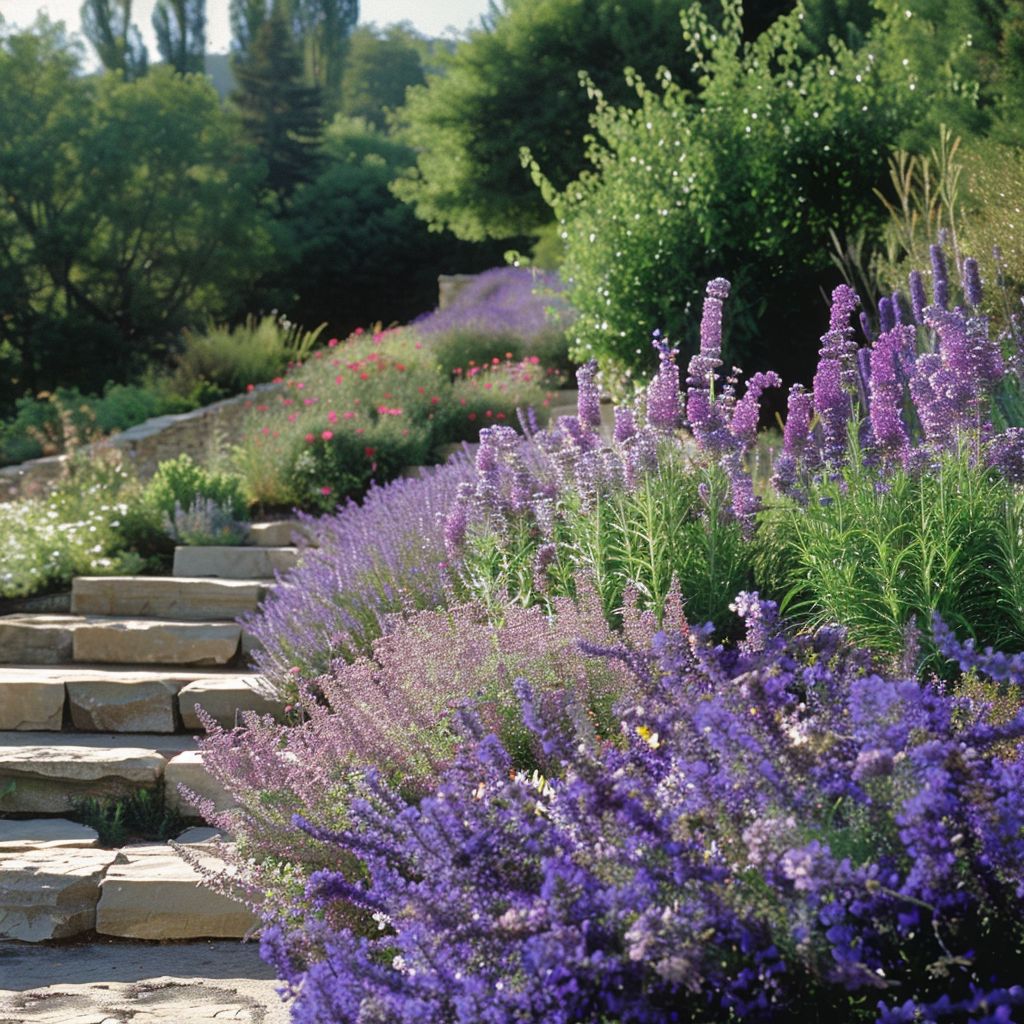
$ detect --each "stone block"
[0,615,86,665]
[0,818,99,852]
[72,619,241,666]
[71,576,271,621]
[96,845,257,939]
[66,675,181,733]
[164,750,236,818]
[0,847,117,941]
[178,677,283,730]
[0,744,166,814]
[0,673,65,730]
[247,520,313,548]
[173,546,300,580]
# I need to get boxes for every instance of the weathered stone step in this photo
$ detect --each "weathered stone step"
[247,519,314,547]
[0,741,170,814]
[174,544,300,579]
[0,828,254,942]
[96,843,257,940]
[0,665,251,732]
[71,576,273,621]
[0,614,247,667]
[178,676,284,729]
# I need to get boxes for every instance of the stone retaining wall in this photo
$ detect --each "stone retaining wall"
[0,384,280,504]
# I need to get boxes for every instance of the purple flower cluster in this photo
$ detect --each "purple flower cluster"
[261,600,1024,1023]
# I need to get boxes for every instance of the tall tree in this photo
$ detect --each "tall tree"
[232,0,324,202]
[339,23,426,130]
[80,0,148,79]
[230,0,268,56]
[152,0,205,74]
[290,0,358,102]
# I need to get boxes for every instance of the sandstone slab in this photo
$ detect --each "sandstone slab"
[96,845,257,939]
[0,615,87,665]
[65,674,182,733]
[247,520,313,547]
[164,750,236,817]
[0,847,117,941]
[0,744,166,814]
[0,675,65,730]
[173,545,300,580]
[178,676,283,729]
[0,819,99,852]
[71,576,272,621]
[72,618,241,666]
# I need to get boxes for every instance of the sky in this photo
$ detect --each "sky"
[0,0,494,55]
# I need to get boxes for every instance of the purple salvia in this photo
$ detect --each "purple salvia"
[909,270,927,325]
[908,352,953,450]
[859,311,875,343]
[891,291,904,326]
[869,326,913,466]
[575,359,602,430]
[856,345,872,413]
[963,257,982,308]
[443,483,473,560]
[623,426,660,488]
[646,332,682,432]
[689,278,729,394]
[771,384,814,499]
[930,243,949,309]
[730,371,782,448]
[878,295,894,334]
[986,428,1024,484]
[812,358,850,468]
[613,405,637,445]
[532,542,558,592]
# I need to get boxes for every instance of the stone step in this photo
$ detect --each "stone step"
[247,519,314,548]
[0,828,254,942]
[0,614,82,665]
[0,740,171,814]
[0,665,252,733]
[174,545,300,580]
[71,576,273,621]
[178,676,284,729]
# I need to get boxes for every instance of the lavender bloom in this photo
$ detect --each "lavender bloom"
[812,286,861,468]
[443,482,473,560]
[962,256,983,308]
[859,311,875,343]
[933,613,1024,684]
[987,428,1024,483]
[261,609,1024,1023]
[613,405,636,444]
[575,359,602,430]
[878,295,894,334]
[771,384,814,499]
[930,243,949,309]
[909,270,927,325]
[891,291,904,326]
[730,371,782,448]
[869,326,913,466]
[646,332,682,432]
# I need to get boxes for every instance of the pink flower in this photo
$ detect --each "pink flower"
[342,411,356,420]
[246,383,255,392]
[296,381,305,390]
[328,337,339,347]
[304,433,315,443]
[320,485,332,495]
[321,430,334,441]
[287,413,298,423]
[327,410,338,424]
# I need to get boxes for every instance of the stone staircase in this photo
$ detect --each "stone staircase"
[0,521,305,944]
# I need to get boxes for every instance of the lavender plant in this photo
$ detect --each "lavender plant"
[261,598,1024,1023]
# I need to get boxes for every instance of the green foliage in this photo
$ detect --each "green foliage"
[754,441,1024,668]
[272,117,508,335]
[72,787,187,847]
[339,23,426,129]
[0,29,272,408]
[232,1,324,202]
[165,495,249,545]
[144,453,248,521]
[0,452,158,598]
[535,0,914,387]
[461,448,751,630]
[167,314,324,402]
[391,0,718,241]
[152,0,205,74]
[80,0,149,79]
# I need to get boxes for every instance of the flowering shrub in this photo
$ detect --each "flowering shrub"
[234,326,553,511]
[260,599,1024,1023]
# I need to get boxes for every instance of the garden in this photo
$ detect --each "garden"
[2,0,1024,1020]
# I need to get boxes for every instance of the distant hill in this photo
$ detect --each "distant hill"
[204,53,236,100]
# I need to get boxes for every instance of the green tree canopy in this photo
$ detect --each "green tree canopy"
[0,24,271,405]
[232,0,324,202]
[339,23,426,130]
[152,0,205,73]
[391,0,721,242]
[80,0,148,79]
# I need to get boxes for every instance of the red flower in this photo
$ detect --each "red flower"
[364,446,375,458]
[328,337,339,347]
[468,412,477,421]
[246,383,255,392]
[304,433,315,443]
[320,485,332,495]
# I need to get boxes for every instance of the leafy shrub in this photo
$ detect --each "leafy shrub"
[143,454,248,522]
[73,787,186,848]
[259,599,1024,1023]
[166,314,324,404]
[531,0,914,388]
[233,326,552,511]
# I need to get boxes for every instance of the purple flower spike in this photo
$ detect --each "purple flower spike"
[575,359,602,430]
[963,257,983,308]
[909,270,927,325]
[647,332,682,432]
[613,405,636,444]
[891,291,904,326]
[859,311,875,343]
[828,284,859,336]
[771,384,814,499]
[870,326,913,466]
[878,296,894,335]
[731,371,782,447]
[930,244,949,310]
